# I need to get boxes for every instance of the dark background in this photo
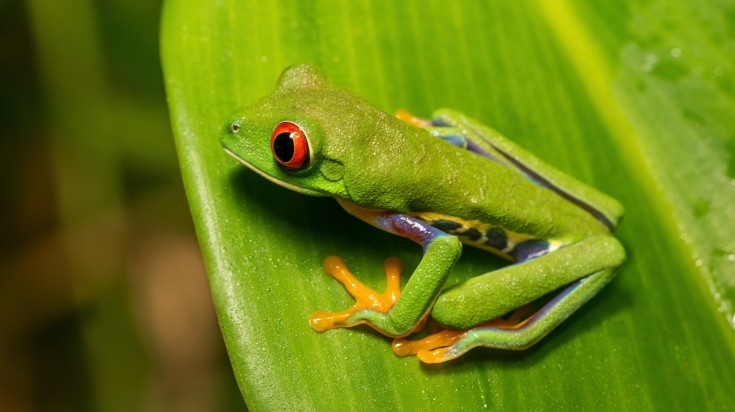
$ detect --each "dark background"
[1,1,242,410]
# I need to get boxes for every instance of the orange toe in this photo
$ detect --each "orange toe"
[309,256,403,332]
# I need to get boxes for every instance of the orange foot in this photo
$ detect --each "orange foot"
[392,305,537,363]
[309,256,403,334]
[392,328,469,363]
[395,109,432,128]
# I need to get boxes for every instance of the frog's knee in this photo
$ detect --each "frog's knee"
[608,236,626,266]
[591,235,625,268]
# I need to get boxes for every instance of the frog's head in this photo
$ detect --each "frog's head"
[221,64,378,198]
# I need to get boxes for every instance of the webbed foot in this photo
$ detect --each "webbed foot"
[309,256,403,334]
[392,305,535,363]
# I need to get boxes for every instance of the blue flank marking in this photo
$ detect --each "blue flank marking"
[470,277,583,339]
[431,118,450,127]
[464,139,507,166]
[439,134,467,148]
[520,278,583,329]
[511,239,550,262]
[375,213,448,250]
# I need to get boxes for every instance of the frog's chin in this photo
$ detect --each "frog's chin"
[223,149,324,196]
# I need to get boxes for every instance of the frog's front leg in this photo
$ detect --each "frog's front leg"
[394,235,625,363]
[309,199,461,337]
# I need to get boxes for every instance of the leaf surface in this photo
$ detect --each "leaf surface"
[161,1,735,409]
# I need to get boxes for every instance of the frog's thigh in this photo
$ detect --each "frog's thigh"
[424,125,513,168]
[424,127,469,148]
[432,235,624,333]
[461,267,614,350]
[414,266,616,363]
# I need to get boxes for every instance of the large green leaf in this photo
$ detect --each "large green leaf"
[161,0,735,409]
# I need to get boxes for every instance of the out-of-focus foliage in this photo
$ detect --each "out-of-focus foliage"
[0,0,242,410]
[162,0,735,410]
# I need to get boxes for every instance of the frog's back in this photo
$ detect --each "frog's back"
[291,81,619,249]
[343,119,612,258]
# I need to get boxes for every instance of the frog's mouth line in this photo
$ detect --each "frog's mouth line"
[223,148,324,196]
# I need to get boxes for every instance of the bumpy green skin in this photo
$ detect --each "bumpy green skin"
[221,64,626,353]
[222,65,609,242]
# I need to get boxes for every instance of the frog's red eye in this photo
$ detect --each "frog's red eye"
[271,121,309,170]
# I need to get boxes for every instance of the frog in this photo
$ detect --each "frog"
[220,64,625,363]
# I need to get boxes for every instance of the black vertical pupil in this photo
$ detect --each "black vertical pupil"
[273,132,294,162]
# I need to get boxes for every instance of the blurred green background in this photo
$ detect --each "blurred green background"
[0,0,242,410]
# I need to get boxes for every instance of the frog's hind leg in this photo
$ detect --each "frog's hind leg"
[396,109,519,169]
[432,109,624,229]
[394,235,624,363]
[395,109,472,150]
[395,267,615,363]
[395,109,432,128]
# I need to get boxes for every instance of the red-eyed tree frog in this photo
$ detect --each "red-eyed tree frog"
[220,64,625,363]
